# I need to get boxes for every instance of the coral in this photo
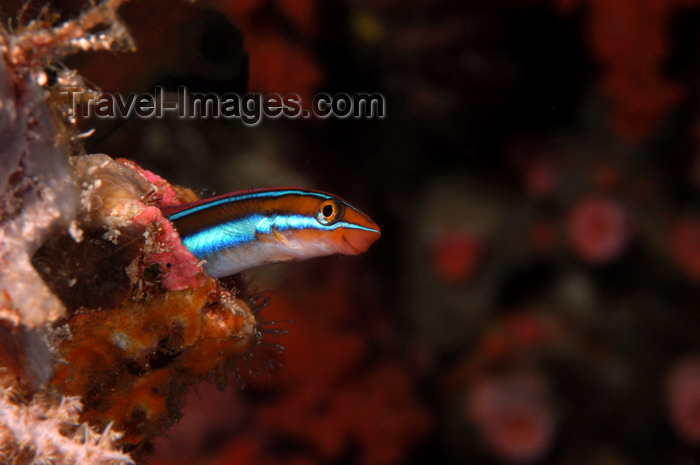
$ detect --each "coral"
[0,0,136,397]
[48,155,257,446]
[0,31,79,331]
[4,0,134,71]
[404,178,509,352]
[151,268,432,465]
[466,370,558,463]
[14,0,700,463]
[0,389,132,465]
[68,0,247,109]
[555,0,697,140]
[359,0,697,141]
[429,228,481,284]
[0,3,258,461]
[443,309,598,463]
[566,194,630,265]
[0,3,136,396]
[471,313,562,368]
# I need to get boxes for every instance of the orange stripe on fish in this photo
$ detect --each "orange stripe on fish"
[161,188,380,277]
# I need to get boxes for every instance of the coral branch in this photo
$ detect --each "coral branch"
[0,389,133,465]
[4,0,135,70]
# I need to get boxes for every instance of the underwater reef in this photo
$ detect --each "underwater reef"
[6,0,700,464]
[0,3,258,463]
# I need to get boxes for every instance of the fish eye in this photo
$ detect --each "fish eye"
[322,204,333,217]
[317,199,341,225]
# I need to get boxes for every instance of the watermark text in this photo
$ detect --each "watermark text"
[58,87,386,126]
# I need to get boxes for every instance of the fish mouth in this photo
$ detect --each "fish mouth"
[341,228,381,255]
[342,234,362,254]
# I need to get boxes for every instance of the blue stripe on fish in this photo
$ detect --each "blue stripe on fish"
[163,187,381,277]
[180,213,380,258]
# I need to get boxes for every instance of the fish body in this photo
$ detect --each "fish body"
[162,188,380,277]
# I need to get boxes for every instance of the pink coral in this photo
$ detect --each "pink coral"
[116,159,182,207]
[467,371,558,463]
[133,205,207,291]
[567,194,629,265]
[476,313,557,363]
[430,228,481,284]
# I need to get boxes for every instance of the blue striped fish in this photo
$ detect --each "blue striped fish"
[161,188,381,278]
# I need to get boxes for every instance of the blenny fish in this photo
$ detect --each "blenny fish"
[161,188,381,278]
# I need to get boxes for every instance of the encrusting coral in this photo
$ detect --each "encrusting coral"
[0,2,258,463]
[48,154,258,447]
